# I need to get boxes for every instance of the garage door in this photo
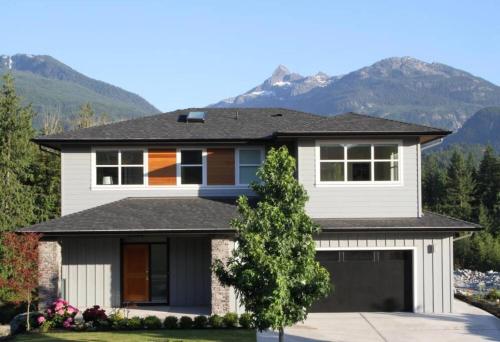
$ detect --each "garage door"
[311,250,413,312]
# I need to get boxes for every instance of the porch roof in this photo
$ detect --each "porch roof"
[18,197,479,234]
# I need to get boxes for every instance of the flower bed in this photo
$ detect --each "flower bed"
[455,291,500,318]
[33,299,254,333]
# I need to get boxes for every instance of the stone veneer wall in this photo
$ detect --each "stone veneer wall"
[38,240,61,308]
[210,237,234,314]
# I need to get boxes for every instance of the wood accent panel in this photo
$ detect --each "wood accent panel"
[123,244,149,302]
[148,149,176,185]
[207,148,235,185]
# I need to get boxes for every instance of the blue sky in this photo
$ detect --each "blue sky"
[3,0,500,111]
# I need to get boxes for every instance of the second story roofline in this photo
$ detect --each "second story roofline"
[33,108,451,150]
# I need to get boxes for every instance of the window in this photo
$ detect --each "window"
[180,149,203,184]
[238,149,263,185]
[95,149,145,186]
[318,143,401,184]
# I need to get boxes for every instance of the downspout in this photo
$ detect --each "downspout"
[453,232,474,242]
[418,138,444,217]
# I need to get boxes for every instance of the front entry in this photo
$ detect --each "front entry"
[122,243,168,304]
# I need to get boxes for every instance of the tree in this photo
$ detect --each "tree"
[0,232,41,331]
[476,146,500,213]
[422,154,447,212]
[73,102,96,129]
[31,113,62,222]
[213,146,330,342]
[444,150,475,220]
[0,74,37,231]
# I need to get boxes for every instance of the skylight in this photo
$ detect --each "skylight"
[186,111,206,122]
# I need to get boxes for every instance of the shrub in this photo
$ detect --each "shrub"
[223,312,238,328]
[179,316,193,329]
[108,309,125,325]
[111,318,128,330]
[36,298,79,330]
[163,316,178,329]
[143,315,162,329]
[238,312,253,329]
[193,315,208,328]
[82,305,108,329]
[208,314,224,328]
[83,305,108,322]
[485,289,500,301]
[127,316,143,330]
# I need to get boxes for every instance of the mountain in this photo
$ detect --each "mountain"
[212,57,500,130]
[442,107,500,151]
[0,54,159,127]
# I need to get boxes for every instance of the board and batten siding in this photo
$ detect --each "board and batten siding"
[60,237,121,308]
[298,138,420,218]
[169,238,211,306]
[60,236,211,309]
[315,232,454,313]
[61,146,253,215]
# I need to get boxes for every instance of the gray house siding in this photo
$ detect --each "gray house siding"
[61,146,254,215]
[169,238,211,306]
[315,232,454,313]
[298,138,420,218]
[60,236,211,309]
[60,237,121,308]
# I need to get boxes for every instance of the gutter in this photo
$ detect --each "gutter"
[453,232,474,242]
[421,138,444,151]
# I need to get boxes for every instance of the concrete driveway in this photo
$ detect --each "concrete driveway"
[258,300,500,342]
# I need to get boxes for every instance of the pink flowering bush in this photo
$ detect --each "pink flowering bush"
[37,298,79,331]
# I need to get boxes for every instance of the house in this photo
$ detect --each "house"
[20,108,479,315]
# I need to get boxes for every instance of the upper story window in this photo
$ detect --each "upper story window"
[95,149,145,186]
[180,149,203,185]
[317,142,401,184]
[237,148,264,185]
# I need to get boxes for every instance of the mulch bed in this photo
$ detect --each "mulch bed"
[455,292,500,318]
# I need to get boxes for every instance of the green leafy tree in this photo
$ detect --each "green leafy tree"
[0,74,37,231]
[213,146,330,342]
[444,150,475,220]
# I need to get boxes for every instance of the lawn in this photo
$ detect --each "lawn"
[13,329,256,342]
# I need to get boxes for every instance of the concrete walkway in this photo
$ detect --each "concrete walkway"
[257,300,500,342]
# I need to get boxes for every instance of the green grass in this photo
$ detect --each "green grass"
[13,329,256,342]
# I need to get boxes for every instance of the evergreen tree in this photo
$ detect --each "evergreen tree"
[214,147,330,342]
[0,74,36,231]
[422,154,447,212]
[444,150,475,220]
[476,146,500,213]
[31,113,62,222]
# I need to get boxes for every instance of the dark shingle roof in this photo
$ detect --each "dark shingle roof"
[34,108,450,148]
[19,197,479,234]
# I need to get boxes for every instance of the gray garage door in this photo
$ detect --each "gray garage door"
[311,250,413,312]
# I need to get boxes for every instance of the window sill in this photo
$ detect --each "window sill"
[91,185,252,191]
[314,181,404,187]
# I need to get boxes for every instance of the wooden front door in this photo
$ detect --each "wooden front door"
[123,244,149,303]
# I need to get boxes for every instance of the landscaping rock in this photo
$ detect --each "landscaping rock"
[9,312,39,335]
[454,268,500,294]
[0,325,10,338]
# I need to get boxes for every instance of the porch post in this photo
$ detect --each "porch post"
[210,237,233,315]
[38,240,61,309]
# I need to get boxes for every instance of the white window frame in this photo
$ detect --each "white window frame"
[235,147,265,186]
[315,140,403,186]
[91,147,148,188]
[177,148,207,187]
